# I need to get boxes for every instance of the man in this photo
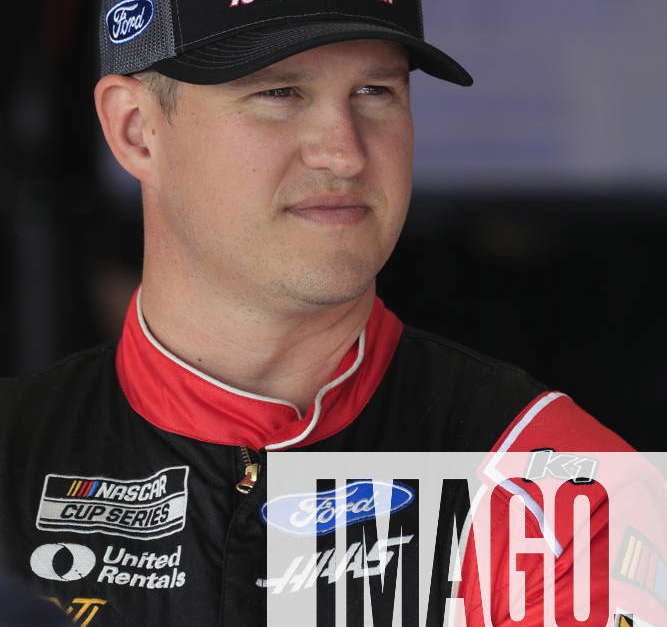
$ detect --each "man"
[0,0,640,625]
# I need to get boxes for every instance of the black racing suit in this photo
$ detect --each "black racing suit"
[0,320,632,625]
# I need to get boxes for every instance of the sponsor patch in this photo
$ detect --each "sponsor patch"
[106,0,154,45]
[31,542,187,590]
[261,480,415,536]
[36,467,189,540]
[258,534,414,594]
[44,597,107,625]
[614,528,667,609]
[31,543,97,581]
[524,448,597,483]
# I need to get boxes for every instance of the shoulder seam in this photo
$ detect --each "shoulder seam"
[18,343,116,382]
[401,325,543,382]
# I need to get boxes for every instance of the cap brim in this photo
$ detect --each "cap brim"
[151,20,473,87]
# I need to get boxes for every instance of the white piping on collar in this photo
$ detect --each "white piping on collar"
[266,329,366,451]
[135,287,367,449]
[136,288,300,416]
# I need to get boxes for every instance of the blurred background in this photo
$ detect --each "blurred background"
[1,0,665,449]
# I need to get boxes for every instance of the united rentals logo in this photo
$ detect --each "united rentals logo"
[36,467,189,540]
[31,542,187,591]
[31,543,97,581]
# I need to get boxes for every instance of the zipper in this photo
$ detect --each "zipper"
[235,446,261,494]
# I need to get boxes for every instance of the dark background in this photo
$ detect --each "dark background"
[1,2,665,450]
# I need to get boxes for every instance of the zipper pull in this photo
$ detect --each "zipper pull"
[236,446,261,494]
[235,463,260,494]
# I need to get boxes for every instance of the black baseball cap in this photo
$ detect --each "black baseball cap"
[99,0,473,86]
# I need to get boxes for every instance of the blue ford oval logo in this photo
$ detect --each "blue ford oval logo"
[106,0,154,45]
[261,481,415,536]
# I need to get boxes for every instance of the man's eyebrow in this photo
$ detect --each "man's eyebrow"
[226,70,316,90]
[360,66,410,83]
[225,65,410,90]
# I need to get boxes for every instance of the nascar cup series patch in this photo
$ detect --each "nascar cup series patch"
[35,466,189,540]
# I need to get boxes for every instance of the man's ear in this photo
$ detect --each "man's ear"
[94,74,156,186]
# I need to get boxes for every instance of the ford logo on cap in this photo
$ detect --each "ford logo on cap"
[107,0,154,45]
[261,480,415,536]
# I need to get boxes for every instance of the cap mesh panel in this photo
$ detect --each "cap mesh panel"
[99,0,176,77]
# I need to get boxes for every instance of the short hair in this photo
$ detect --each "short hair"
[133,71,180,119]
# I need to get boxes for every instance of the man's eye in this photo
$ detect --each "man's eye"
[257,87,296,99]
[356,85,391,96]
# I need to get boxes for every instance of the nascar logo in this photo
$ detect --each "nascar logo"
[36,467,189,541]
[64,475,167,502]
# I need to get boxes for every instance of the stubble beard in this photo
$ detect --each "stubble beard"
[271,253,378,309]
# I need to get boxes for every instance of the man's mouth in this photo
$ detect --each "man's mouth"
[286,195,370,226]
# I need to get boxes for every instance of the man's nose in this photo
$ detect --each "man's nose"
[299,104,367,179]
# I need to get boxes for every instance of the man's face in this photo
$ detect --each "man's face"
[148,39,413,311]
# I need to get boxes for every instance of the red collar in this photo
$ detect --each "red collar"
[116,289,403,450]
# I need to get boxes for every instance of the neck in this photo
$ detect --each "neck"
[139,275,375,415]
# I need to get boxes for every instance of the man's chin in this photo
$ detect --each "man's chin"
[279,276,375,310]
